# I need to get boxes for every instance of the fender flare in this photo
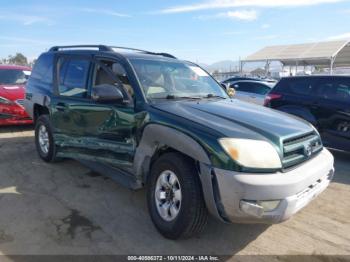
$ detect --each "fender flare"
[133,124,211,180]
[133,124,225,221]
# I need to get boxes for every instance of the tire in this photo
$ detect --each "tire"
[35,114,59,162]
[147,152,208,239]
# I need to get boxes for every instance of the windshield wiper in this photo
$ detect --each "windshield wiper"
[205,94,227,99]
[165,95,203,100]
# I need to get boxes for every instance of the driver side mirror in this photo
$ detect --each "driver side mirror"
[227,87,236,97]
[221,83,228,90]
[91,84,124,103]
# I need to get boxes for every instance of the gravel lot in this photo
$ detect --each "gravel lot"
[0,126,349,258]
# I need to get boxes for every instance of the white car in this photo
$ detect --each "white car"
[228,80,273,105]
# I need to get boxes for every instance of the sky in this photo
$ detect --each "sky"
[0,0,350,64]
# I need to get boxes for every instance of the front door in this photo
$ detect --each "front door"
[51,54,137,170]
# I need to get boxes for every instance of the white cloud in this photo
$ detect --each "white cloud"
[197,9,257,21]
[81,8,131,17]
[223,10,257,20]
[327,32,350,40]
[0,36,53,45]
[222,31,245,35]
[160,0,345,13]
[0,13,52,26]
[261,23,270,29]
[254,34,279,40]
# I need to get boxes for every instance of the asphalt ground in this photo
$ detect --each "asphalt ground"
[0,126,349,260]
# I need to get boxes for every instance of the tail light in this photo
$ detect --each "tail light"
[264,93,282,106]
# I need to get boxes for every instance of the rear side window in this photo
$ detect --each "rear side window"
[31,53,53,84]
[252,83,271,95]
[58,57,90,98]
[232,82,270,95]
[316,78,350,102]
[231,82,252,92]
[274,78,314,96]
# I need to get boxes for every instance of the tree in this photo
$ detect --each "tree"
[29,58,37,67]
[7,53,28,66]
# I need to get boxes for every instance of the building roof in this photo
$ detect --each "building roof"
[242,40,350,67]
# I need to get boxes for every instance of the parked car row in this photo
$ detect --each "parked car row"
[221,75,350,152]
[22,45,335,240]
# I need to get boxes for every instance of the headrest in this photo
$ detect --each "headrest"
[112,63,127,77]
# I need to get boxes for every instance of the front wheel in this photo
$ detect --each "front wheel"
[147,152,208,239]
[35,114,59,162]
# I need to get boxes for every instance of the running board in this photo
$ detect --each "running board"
[78,160,142,190]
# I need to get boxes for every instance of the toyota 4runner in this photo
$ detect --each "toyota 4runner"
[24,45,334,239]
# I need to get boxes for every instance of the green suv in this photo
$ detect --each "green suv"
[24,45,334,239]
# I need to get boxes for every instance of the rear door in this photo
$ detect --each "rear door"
[313,77,350,150]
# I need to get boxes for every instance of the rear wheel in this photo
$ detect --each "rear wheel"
[35,115,59,162]
[147,152,208,239]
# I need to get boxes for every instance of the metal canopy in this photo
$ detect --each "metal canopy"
[242,40,350,67]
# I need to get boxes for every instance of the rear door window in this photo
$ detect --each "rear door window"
[232,82,254,93]
[58,57,91,98]
[252,83,271,95]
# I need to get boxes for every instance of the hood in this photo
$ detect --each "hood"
[0,84,26,101]
[151,99,314,145]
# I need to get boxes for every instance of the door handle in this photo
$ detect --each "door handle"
[56,102,68,112]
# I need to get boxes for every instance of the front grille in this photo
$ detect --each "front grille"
[16,99,24,107]
[282,132,323,169]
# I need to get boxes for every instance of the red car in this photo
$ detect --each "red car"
[0,65,33,125]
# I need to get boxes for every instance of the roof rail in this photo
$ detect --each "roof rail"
[110,46,177,59]
[49,45,112,52]
[49,45,177,59]
[154,52,177,59]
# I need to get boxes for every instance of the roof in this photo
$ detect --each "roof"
[229,79,273,86]
[242,40,350,67]
[281,75,350,80]
[0,64,31,70]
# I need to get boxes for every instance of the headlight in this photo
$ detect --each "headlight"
[218,138,282,169]
[311,124,320,136]
[0,96,13,105]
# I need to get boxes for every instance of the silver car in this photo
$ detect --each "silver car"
[228,80,273,105]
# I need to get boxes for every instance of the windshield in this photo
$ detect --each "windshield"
[0,69,31,85]
[129,59,228,100]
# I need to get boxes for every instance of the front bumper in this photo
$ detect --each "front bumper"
[0,104,32,126]
[214,148,334,223]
